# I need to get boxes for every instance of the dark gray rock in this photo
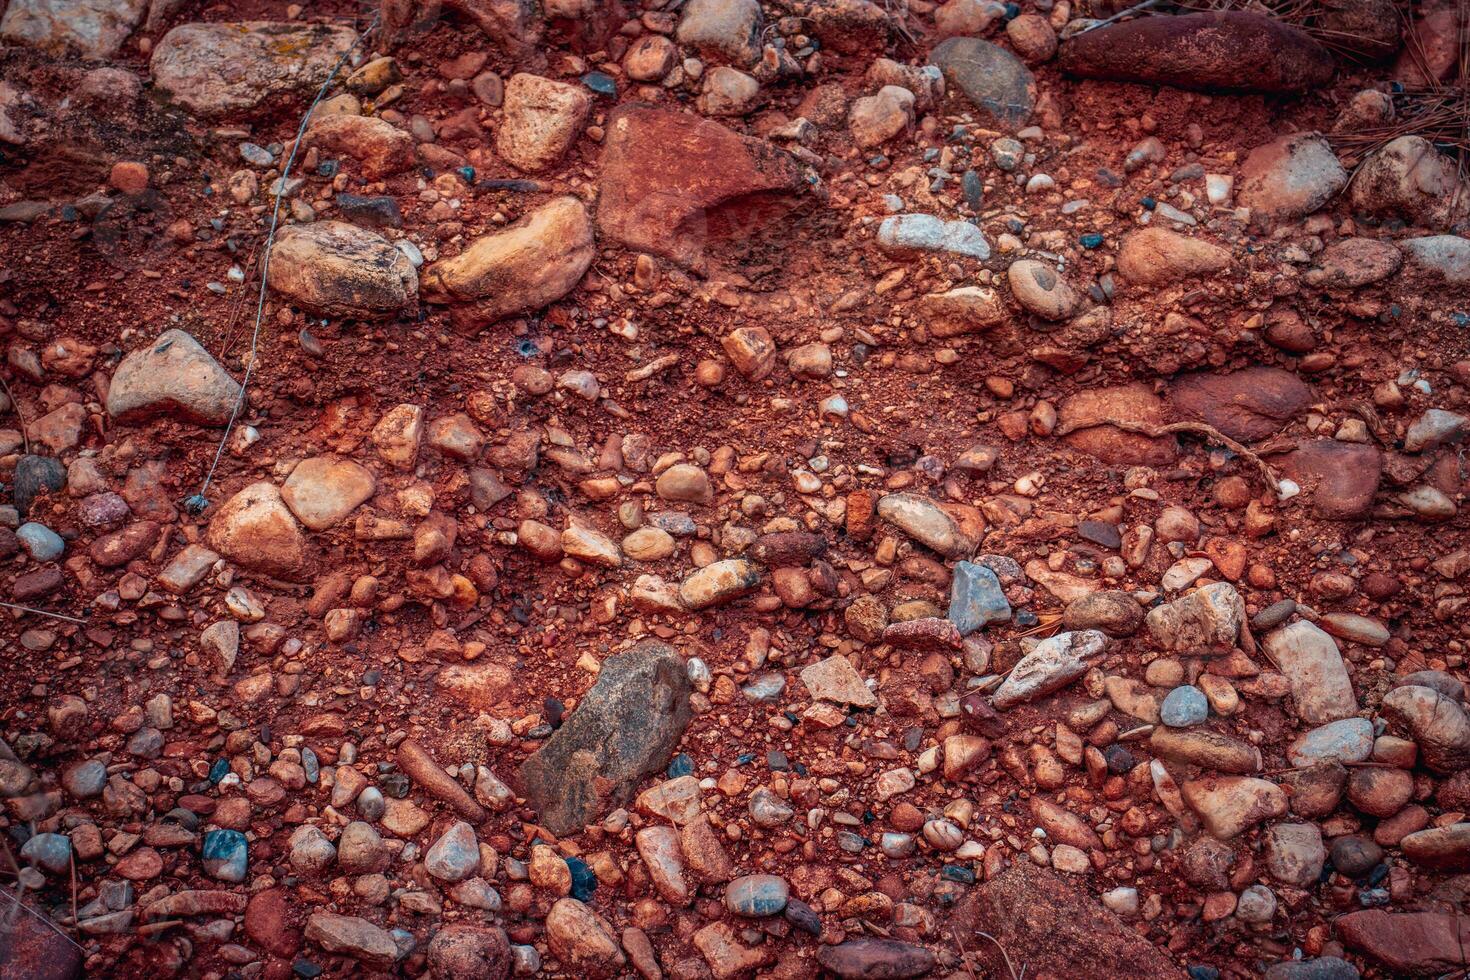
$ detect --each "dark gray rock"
[931,37,1035,127]
[1264,956,1360,980]
[816,938,937,979]
[517,641,691,836]
[13,454,65,519]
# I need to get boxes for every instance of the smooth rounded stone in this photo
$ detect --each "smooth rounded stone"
[428,925,511,979]
[655,464,713,505]
[1182,776,1288,839]
[106,329,242,427]
[1304,238,1403,290]
[675,0,762,64]
[1057,10,1334,93]
[1288,718,1375,766]
[1161,686,1210,727]
[337,821,389,874]
[280,457,376,531]
[1261,621,1356,724]
[1279,762,1347,819]
[1394,670,1465,702]
[992,630,1108,709]
[1317,612,1390,648]
[877,213,990,261]
[931,36,1034,126]
[426,821,480,882]
[13,454,65,519]
[150,22,358,117]
[1062,590,1143,637]
[448,878,502,911]
[497,73,592,172]
[1265,823,1325,887]
[206,482,308,577]
[61,759,106,798]
[878,493,978,558]
[288,825,337,875]
[697,65,760,116]
[679,559,761,610]
[1235,884,1277,923]
[1402,235,1470,284]
[1264,957,1360,980]
[20,832,71,874]
[724,873,789,917]
[1101,886,1138,916]
[356,786,385,821]
[1145,581,1245,652]
[816,938,937,979]
[1237,133,1346,222]
[421,196,595,323]
[202,828,248,883]
[305,912,399,969]
[1350,135,1468,230]
[880,832,917,858]
[1118,227,1233,288]
[545,898,626,977]
[1401,824,1470,871]
[1330,834,1385,877]
[16,523,63,561]
[749,786,795,826]
[621,526,675,561]
[1347,766,1413,817]
[1381,685,1470,773]
[1166,367,1312,443]
[267,221,418,319]
[1007,259,1080,320]
[623,34,677,81]
[0,758,35,797]
[1030,797,1101,851]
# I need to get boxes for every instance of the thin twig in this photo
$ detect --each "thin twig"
[0,373,30,455]
[0,601,88,625]
[1078,0,1163,32]
[975,930,1024,980]
[1053,417,1283,495]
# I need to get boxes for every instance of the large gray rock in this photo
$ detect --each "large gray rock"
[267,221,418,319]
[931,36,1035,126]
[151,22,358,117]
[1,0,146,58]
[107,329,242,426]
[518,641,691,835]
[1402,235,1470,284]
[992,630,1107,709]
[1350,136,1469,230]
[675,0,762,64]
[1262,621,1356,724]
[1237,133,1346,223]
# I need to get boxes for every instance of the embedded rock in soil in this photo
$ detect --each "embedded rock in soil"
[816,937,937,978]
[1399,235,1470,284]
[1061,590,1143,637]
[1272,440,1382,520]
[1182,776,1288,839]
[280,457,376,530]
[992,629,1107,709]
[1287,718,1375,766]
[953,861,1180,977]
[267,221,419,319]
[1236,133,1346,223]
[1150,728,1262,774]
[427,925,511,979]
[518,641,691,835]
[1337,910,1470,974]
[206,482,308,578]
[1261,620,1356,723]
[877,213,991,260]
[421,195,594,323]
[1115,227,1232,286]
[496,73,592,173]
[1304,237,1403,290]
[150,22,358,117]
[1057,383,1177,466]
[917,286,1007,336]
[930,37,1035,127]
[596,105,804,268]
[303,114,416,179]
[106,329,242,426]
[1057,11,1335,93]
[675,0,762,65]
[1349,135,1469,230]
[304,912,399,969]
[1166,367,1311,443]
[876,492,978,558]
[544,898,626,976]
[0,0,146,59]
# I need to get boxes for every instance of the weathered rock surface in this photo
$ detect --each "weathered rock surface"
[107,330,242,426]
[206,482,308,577]
[267,221,418,319]
[151,22,358,117]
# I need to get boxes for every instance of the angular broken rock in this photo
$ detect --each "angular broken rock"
[545,898,626,976]
[1261,620,1356,724]
[1272,439,1382,520]
[1116,228,1232,286]
[280,457,376,531]
[596,105,804,268]
[107,329,242,426]
[1145,581,1245,652]
[1349,135,1469,230]
[1336,909,1470,974]
[1400,823,1470,871]
[1182,776,1288,839]
[421,196,594,323]
[206,482,308,577]
[992,630,1107,709]
[0,0,146,59]
[496,73,592,173]
[305,912,399,969]
[918,286,1007,337]
[518,641,691,835]
[930,36,1035,127]
[1057,11,1335,93]
[151,22,358,117]
[1381,685,1470,773]
[876,492,978,558]
[267,221,418,319]
[1057,383,1178,466]
[799,654,877,708]
[877,213,990,261]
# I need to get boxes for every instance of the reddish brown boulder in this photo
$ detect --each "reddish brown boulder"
[1337,909,1470,973]
[596,105,805,269]
[1273,440,1382,520]
[1167,367,1312,442]
[1058,383,1178,466]
[1058,11,1335,93]
[245,888,302,959]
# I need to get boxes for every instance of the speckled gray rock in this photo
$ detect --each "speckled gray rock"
[931,36,1035,126]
